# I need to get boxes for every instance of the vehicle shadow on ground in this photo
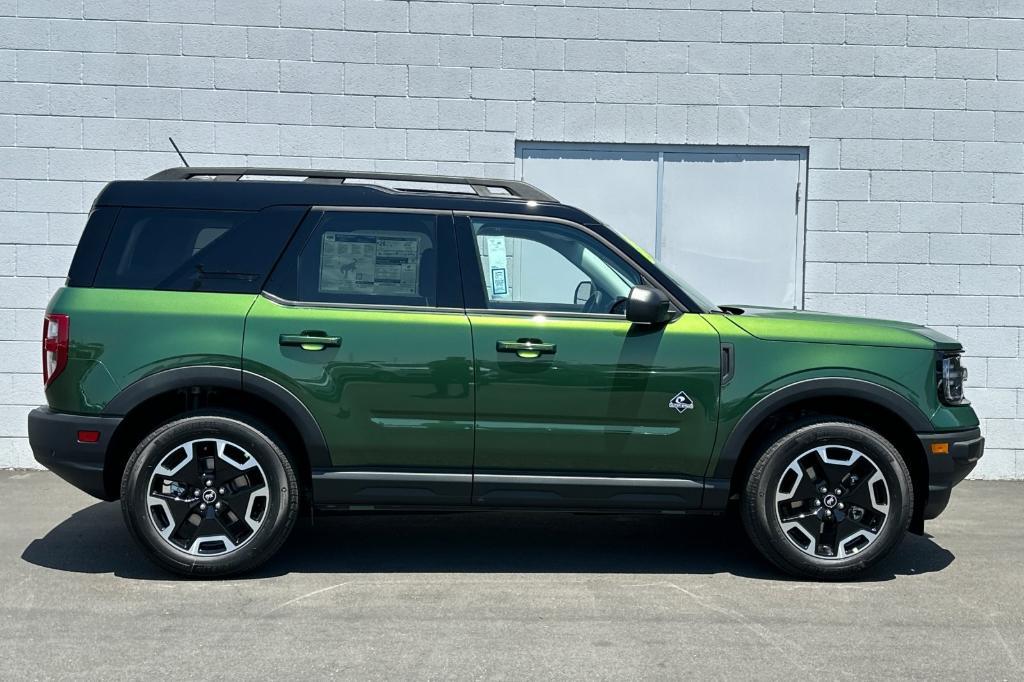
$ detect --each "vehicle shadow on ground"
[21,501,955,582]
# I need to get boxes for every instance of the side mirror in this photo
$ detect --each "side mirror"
[574,280,593,305]
[625,285,673,325]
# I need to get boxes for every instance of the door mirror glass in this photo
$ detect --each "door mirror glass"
[625,285,673,325]
[574,280,593,305]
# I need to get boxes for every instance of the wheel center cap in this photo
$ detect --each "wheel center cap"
[823,493,838,509]
[202,489,218,504]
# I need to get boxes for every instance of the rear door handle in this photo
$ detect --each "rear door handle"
[279,332,341,350]
[496,338,556,358]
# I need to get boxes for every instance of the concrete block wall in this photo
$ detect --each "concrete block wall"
[0,0,1022,478]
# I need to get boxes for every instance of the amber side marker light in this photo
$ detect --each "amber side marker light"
[77,430,100,444]
[930,442,950,455]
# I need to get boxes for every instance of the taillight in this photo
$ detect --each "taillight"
[42,313,69,387]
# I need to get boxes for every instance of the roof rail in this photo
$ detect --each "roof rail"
[145,167,557,202]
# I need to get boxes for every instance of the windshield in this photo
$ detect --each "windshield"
[615,231,720,312]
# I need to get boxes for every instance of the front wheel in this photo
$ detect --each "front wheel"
[741,420,913,580]
[121,412,299,577]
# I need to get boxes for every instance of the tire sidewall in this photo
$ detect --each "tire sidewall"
[749,422,913,578]
[122,414,297,576]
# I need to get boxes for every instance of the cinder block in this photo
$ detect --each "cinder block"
[0,17,49,49]
[247,27,312,61]
[624,104,656,143]
[50,84,115,117]
[658,74,716,105]
[995,112,1024,142]
[0,213,48,246]
[115,21,181,56]
[997,50,1024,80]
[441,99,486,130]
[82,53,146,86]
[865,294,929,325]
[868,232,930,263]
[810,107,873,138]
[967,80,1024,111]
[781,75,842,107]
[717,106,749,144]
[900,202,961,232]
[995,174,1024,203]
[656,104,687,143]
[13,244,74,277]
[182,25,246,58]
[803,293,867,316]
[750,44,811,75]
[595,103,626,142]
[747,106,781,145]
[214,0,277,27]
[988,358,1024,387]
[411,1,473,35]
[532,101,563,140]
[871,109,933,140]
[47,150,115,181]
[469,131,512,163]
[149,55,214,89]
[961,265,1020,296]
[346,64,408,97]
[280,61,345,94]
[844,76,904,108]
[783,12,845,45]
[313,31,376,63]
[344,127,405,159]
[378,33,440,67]
[689,43,749,75]
[964,142,1024,173]
[375,97,438,129]
[535,7,598,39]
[407,129,469,161]
[930,233,991,264]
[659,10,722,42]
[502,38,563,70]
[149,0,215,24]
[347,0,409,32]
[280,0,344,29]
[215,58,279,91]
[805,231,868,262]
[16,114,82,148]
[845,14,907,46]
[804,262,836,293]
[968,18,1024,49]
[989,298,1024,326]
[626,42,687,73]
[565,40,625,72]
[83,117,147,151]
[933,172,993,203]
[85,0,148,21]
[927,294,990,326]
[115,86,180,120]
[182,89,246,122]
[812,45,874,76]
[874,46,936,78]
[213,122,279,156]
[721,11,783,43]
[836,263,898,294]
[908,16,968,47]
[16,50,81,85]
[597,8,660,40]
[871,170,932,201]
[0,275,50,309]
[50,18,115,52]
[440,36,500,68]
[963,203,1023,234]
[839,139,901,170]
[409,66,471,98]
[473,4,535,38]
[535,71,595,102]
[902,140,964,171]
[806,200,838,231]
[471,68,533,100]
[718,75,779,106]
[898,263,959,294]
[592,72,656,104]
[934,110,994,141]
[936,48,997,79]
[247,92,311,125]
[838,202,900,232]
[280,125,342,158]
[957,326,1018,357]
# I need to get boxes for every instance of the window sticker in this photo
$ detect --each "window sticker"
[491,267,508,295]
[484,236,509,299]
[319,232,421,296]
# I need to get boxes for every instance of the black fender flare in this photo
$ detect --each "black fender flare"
[711,377,932,481]
[103,365,331,469]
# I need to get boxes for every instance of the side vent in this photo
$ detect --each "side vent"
[721,343,735,386]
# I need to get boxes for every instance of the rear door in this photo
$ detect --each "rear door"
[243,208,474,506]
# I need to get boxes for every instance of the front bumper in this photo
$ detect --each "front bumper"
[28,407,122,501]
[917,427,984,521]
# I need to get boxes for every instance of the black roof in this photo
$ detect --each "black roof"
[93,166,598,225]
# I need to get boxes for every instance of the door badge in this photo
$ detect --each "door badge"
[669,391,694,414]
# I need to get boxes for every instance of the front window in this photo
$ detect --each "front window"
[470,217,642,315]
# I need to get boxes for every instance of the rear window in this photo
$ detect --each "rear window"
[92,207,303,293]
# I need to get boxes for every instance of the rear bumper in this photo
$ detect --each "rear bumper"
[917,427,984,521]
[28,407,121,501]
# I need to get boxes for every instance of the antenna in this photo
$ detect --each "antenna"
[168,137,189,167]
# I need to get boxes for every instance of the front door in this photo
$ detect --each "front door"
[459,214,721,509]
[244,208,474,506]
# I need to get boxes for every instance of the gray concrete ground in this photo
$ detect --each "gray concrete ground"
[0,471,1021,680]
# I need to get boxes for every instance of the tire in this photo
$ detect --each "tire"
[121,411,299,577]
[741,419,913,580]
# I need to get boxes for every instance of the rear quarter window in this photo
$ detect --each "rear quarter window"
[92,207,304,293]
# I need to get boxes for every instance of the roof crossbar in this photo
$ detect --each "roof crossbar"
[145,167,557,202]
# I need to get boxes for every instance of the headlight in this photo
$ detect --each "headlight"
[937,352,969,405]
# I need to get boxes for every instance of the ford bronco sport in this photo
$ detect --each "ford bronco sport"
[29,167,984,580]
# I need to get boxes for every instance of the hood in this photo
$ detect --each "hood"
[720,305,962,351]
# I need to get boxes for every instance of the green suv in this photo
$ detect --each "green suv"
[29,167,983,580]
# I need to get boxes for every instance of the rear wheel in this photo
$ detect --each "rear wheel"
[741,420,913,580]
[121,412,299,577]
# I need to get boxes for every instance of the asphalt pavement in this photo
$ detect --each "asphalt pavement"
[1,471,1021,680]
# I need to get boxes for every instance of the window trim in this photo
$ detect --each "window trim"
[263,206,463,310]
[454,210,687,318]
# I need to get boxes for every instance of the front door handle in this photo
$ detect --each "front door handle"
[279,331,341,350]
[496,338,556,358]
